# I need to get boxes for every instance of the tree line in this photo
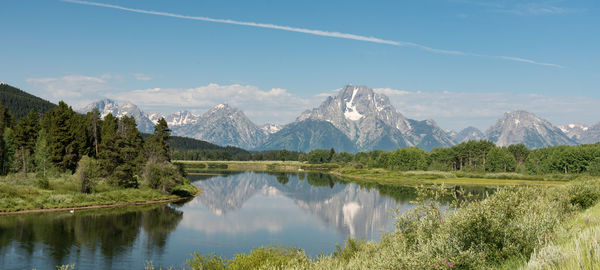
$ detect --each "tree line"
[0,100,188,194]
[304,140,600,175]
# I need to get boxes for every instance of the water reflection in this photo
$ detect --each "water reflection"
[187,172,414,239]
[0,205,182,270]
[0,171,492,269]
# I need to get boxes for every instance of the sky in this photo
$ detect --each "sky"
[1,0,599,131]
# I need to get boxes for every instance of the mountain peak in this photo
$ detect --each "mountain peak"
[486,110,575,148]
[293,84,453,151]
[79,99,155,133]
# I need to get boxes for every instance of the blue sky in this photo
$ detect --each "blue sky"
[1,0,599,130]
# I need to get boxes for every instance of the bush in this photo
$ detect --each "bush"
[75,156,101,193]
[170,184,197,197]
[566,179,600,209]
[142,161,187,194]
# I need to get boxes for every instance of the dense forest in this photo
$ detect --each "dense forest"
[0,83,56,120]
[0,100,191,195]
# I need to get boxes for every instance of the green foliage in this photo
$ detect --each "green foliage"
[45,101,82,173]
[145,118,171,163]
[56,264,76,270]
[587,157,600,176]
[142,161,187,194]
[186,252,226,270]
[98,113,120,175]
[0,83,56,120]
[307,149,332,164]
[34,128,54,178]
[2,127,16,174]
[0,176,177,212]
[385,147,430,171]
[170,184,197,197]
[486,147,517,172]
[76,156,100,193]
[13,110,40,173]
[566,179,600,209]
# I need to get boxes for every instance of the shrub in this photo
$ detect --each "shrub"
[170,184,197,197]
[142,161,187,194]
[75,156,101,193]
[566,179,600,209]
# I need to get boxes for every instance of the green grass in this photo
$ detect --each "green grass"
[517,199,600,270]
[0,173,189,213]
[333,168,570,186]
[176,160,339,172]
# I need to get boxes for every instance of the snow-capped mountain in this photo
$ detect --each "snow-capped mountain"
[80,88,591,152]
[579,122,600,144]
[163,110,200,127]
[559,123,590,142]
[453,126,485,143]
[277,84,454,152]
[260,123,283,135]
[78,99,155,133]
[170,104,266,149]
[485,110,577,148]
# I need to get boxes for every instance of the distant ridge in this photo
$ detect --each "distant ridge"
[0,83,56,119]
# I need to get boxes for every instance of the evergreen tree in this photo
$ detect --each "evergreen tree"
[34,128,52,178]
[45,101,81,172]
[14,110,40,173]
[145,118,171,162]
[98,113,120,175]
[85,108,101,157]
[2,128,16,174]
[113,115,144,187]
[0,102,10,174]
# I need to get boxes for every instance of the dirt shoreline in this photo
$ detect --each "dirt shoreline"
[0,189,202,216]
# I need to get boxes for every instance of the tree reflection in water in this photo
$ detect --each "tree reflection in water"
[0,204,182,268]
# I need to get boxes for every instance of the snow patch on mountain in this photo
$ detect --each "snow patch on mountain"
[344,87,364,121]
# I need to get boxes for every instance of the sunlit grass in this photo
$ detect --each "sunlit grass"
[0,173,182,213]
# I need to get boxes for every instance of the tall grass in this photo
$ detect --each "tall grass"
[0,173,181,212]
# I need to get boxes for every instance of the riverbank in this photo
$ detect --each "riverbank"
[0,173,200,214]
[176,160,575,186]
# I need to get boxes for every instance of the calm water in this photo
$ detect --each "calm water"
[0,171,491,269]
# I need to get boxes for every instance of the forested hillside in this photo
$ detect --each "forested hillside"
[0,83,56,119]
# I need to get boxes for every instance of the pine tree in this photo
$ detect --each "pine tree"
[34,128,52,178]
[113,115,144,187]
[2,128,16,174]
[85,108,101,157]
[45,101,81,172]
[145,118,171,162]
[98,113,120,175]
[14,110,40,173]
[0,102,10,174]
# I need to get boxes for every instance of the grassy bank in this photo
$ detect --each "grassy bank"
[333,168,573,186]
[0,173,199,214]
[176,160,339,172]
[177,160,573,186]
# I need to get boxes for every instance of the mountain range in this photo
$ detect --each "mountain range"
[78,84,599,152]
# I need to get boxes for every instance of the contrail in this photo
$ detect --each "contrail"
[62,0,564,68]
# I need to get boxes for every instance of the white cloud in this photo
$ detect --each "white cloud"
[110,83,322,125]
[25,73,597,132]
[62,0,563,68]
[374,88,600,131]
[25,75,111,107]
[133,73,152,81]
[451,0,582,16]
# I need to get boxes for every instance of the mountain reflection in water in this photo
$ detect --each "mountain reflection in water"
[0,171,492,269]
